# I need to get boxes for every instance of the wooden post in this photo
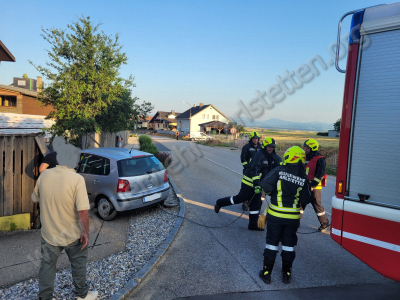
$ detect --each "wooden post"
[32,139,40,228]
[21,136,30,213]
[95,133,99,148]
[13,136,23,214]
[26,136,35,214]
[34,135,48,156]
[4,135,14,216]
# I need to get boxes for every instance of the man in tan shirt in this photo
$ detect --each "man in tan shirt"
[32,137,97,300]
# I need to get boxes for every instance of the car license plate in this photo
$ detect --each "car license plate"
[143,193,161,203]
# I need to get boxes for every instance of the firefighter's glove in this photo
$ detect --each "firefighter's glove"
[257,206,269,229]
[254,186,262,194]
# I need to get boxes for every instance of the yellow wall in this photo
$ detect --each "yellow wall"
[0,213,31,231]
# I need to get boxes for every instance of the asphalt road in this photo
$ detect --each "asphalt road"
[128,136,399,300]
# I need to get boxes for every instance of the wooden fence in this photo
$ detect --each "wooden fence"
[0,134,39,219]
[81,131,129,150]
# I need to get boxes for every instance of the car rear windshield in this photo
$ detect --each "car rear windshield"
[117,155,165,177]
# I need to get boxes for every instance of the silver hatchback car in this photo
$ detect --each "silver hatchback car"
[77,147,170,220]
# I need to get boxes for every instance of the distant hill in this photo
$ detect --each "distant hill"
[236,118,333,131]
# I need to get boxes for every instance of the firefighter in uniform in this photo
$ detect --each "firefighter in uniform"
[257,146,311,284]
[300,139,329,231]
[240,131,262,210]
[214,137,280,231]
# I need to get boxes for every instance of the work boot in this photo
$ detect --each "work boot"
[248,214,263,231]
[259,258,274,284]
[214,197,233,213]
[248,225,264,231]
[318,221,330,232]
[282,262,292,284]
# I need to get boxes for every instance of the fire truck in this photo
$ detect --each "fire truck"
[331,2,400,281]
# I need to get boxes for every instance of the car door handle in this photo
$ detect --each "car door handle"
[93,180,99,184]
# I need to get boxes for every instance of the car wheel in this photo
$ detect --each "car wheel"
[97,197,118,221]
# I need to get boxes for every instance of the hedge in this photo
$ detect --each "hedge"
[140,143,159,156]
[139,135,152,145]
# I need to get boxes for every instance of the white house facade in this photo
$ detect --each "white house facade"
[177,103,230,133]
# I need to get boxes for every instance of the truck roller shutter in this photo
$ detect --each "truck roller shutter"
[348,29,400,208]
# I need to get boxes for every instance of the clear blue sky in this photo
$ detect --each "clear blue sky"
[0,0,383,124]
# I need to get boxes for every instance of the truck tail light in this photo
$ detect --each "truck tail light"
[164,171,168,182]
[118,179,131,193]
[337,181,343,194]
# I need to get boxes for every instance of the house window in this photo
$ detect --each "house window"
[202,114,205,119]
[212,115,215,120]
[216,115,219,120]
[206,114,209,119]
[1,96,17,107]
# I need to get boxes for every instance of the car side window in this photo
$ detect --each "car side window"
[103,158,110,175]
[79,154,110,176]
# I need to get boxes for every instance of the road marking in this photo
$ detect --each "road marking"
[182,198,249,220]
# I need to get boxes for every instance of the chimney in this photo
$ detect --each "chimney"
[193,104,196,107]
[171,110,175,115]
[37,76,43,92]
[199,103,204,107]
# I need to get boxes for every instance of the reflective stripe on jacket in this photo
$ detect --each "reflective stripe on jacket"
[261,165,311,220]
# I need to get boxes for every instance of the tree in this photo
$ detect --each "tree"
[334,118,341,131]
[96,88,137,133]
[132,100,154,131]
[30,16,134,145]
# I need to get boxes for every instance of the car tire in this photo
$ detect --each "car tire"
[97,196,118,221]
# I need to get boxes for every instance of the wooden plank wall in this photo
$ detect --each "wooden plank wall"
[0,138,3,217]
[4,136,13,216]
[13,136,22,214]
[0,135,38,218]
[81,130,129,149]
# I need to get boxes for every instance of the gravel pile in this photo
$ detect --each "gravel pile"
[0,188,179,300]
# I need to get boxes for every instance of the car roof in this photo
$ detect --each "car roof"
[81,147,151,161]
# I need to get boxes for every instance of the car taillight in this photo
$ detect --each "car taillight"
[164,170,168,182]
[117,179,131,192]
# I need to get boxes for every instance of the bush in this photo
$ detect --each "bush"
[317,132,328,136]
[156,152,172,168]
[139,135,152,146]
[140,143,159,156]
